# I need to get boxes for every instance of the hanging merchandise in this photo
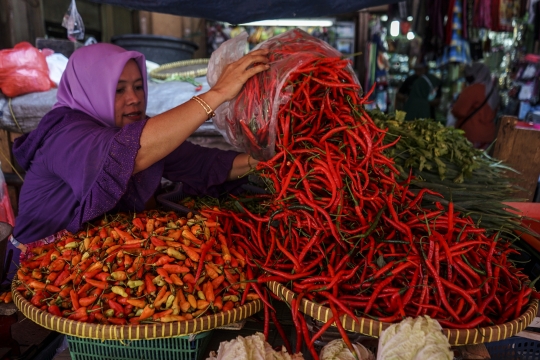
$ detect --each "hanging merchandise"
[534,0,540,40]
[464,0,475,39]
[62,0,85,42]
[514,60,540,119]
[529,1,540,46]
[444,0,457,45]
[488,0,522,32]
[398,1,409,19]
[474,0,492,29]
[440,0,471,65]
[422,0,445,60]
[364,22,389,112]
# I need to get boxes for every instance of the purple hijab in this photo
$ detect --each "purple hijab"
[53,43,148,126]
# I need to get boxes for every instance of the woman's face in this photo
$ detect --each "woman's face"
[114,59,146,127]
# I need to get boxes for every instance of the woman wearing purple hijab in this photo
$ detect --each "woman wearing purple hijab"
[5,43,269,280]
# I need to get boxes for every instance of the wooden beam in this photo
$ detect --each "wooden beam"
[363,5,389,13]
[0,130,12,174]
[100,4,115,43]
[151,13,182,38]
[138,11,152,35]
[0,0,44,49]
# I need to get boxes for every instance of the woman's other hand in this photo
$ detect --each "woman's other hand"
[208,49,270,104]
[227,153,260,180]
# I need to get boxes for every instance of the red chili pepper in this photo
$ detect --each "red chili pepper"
[70,289,80,310]
[48,304,62,317]
[68,306,88,321]
[193,237,215,284]
[144,273,156,296]
[85,278,109,290]
[107,299,125,318]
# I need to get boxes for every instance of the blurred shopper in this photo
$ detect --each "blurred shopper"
[395,64,427,110]
[403,72,441,120]
[451,62,500,149]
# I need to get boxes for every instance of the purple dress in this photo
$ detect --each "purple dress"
[5,43,243,282]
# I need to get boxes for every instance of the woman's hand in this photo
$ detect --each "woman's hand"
[227,153,260,180]
[208,49,270,104]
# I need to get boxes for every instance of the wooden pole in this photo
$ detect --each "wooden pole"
[492,116,540,202]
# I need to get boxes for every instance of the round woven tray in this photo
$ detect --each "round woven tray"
[12,281,262,340]
[149,58,209,80]
[268,281,538,346]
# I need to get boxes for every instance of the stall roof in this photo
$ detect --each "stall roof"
[87,0,401,24]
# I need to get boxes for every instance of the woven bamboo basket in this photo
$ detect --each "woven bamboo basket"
[267,281,538,346]
[12,281,262,340]
[149,58,209,80]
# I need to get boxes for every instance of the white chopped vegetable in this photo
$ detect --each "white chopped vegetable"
[376,316,453,360]
[206,332,304,360]
[320,339,375,360]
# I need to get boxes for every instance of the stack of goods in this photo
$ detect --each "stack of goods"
[197,29,537,359]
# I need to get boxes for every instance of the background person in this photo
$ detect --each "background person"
[451,62,500,149]
[403,72,441,121]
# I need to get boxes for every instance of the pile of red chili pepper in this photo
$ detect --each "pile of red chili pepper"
[13,210,260,325]
[208,29,535,359]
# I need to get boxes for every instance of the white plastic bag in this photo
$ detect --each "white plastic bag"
[207,32,248,88]
[45,53,69,86]
[207,33,249,147]
[62,0,85,41]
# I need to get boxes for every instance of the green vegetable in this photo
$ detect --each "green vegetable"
[370,110,531,237]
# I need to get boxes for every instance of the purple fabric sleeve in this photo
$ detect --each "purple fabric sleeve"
[163,141,246,197]
[12,110,162,242]
[60,118,163,230]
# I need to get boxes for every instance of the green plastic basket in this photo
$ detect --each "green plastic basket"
[67,330,213,360]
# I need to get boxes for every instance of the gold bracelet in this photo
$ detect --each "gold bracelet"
[191,95,216,120]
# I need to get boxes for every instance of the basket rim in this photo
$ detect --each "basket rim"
[12,280,262,340]
[267,281,539,346]
[149,58,209,80]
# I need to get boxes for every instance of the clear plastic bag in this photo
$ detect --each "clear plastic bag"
[62,0,85,41]
[209,29,360,160]
[207,32,249,147]
[0,42,53,98]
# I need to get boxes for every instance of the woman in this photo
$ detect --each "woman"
[6,43,269,277]
[403,73,441,121]
[451,63,500,149]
